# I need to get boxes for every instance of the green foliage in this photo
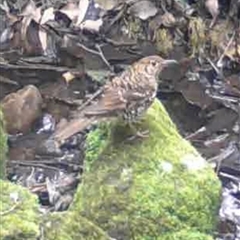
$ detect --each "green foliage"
[0,180,40,239]
[71,99,221,239]
[0,108,8,179]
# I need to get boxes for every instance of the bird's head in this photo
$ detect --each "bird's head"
[135,55,178,78]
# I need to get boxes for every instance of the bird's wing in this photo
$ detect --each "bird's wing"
[83,87,127,117]
[83,69,150,117]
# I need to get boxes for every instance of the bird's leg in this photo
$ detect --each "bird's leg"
[126,121,149,141]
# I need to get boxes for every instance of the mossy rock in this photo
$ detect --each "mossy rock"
[71,99,221,240]
[43,211,110,240]
[162,228,214,240]
[0,108,8,179]
[0,180,40,239]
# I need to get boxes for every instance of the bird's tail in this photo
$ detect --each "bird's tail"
[52,116,96,145]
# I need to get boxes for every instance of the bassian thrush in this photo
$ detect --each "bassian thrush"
[50,55,178,146]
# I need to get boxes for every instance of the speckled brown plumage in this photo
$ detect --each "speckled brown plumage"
[51,55,177,145]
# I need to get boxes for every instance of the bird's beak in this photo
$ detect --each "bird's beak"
[161,59,178,67]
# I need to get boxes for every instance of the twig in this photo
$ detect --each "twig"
[75,41,100,55]
[217,32,236,67]
[0,62,79,72]
[95,44,113,71]
[207,93,239,103]
[219,172,240,182]
[73,38,113,71]
[105,38,136,47]
[8,160,61,171]
[0,76,19,85]
[76,87,104,112]
[206,57,224,79]
[104,3,126,33]
[237,100,240,147]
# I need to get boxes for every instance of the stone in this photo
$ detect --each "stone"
[43,99,221,239]
[1,85,43,134]
[7,99,220,240]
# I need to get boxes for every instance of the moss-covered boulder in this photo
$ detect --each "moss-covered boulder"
[70,99,221,240]
[43,211,110,240]
[162,228,214,240]
[0,180,40,239]
[0,108,7,179]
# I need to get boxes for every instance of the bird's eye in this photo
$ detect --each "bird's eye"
[150,60,157,66]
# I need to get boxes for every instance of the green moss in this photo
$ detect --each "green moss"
[125,16,144,40]
[0,180,40,239]
[43,211,110,240]
[72,99,221,239]
[188,17,206,56]
[155,28,173,56]
[85,123,109,171]
[0,108,8,179]
[162,228,214,240]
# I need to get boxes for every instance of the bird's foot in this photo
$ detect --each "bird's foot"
[135,130,149,138]
[126,129,149,141]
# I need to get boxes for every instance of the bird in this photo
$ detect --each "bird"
[49,55,178,146]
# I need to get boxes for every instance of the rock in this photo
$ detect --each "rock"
[162,229,214,240]
[1,85,43,134]
[25,99,220,240]
[43,212,110,240]
[0,109,7,179]
[71,99,221,239]
[0,179,40,239]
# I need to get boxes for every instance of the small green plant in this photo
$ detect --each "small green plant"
[155,28,173,56]
[188,17,206,56]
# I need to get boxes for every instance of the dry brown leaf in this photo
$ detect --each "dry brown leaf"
[21,0,42,23]
[95,0,121,11]
[62,71,76,83]
[205,0,219,27]
[19,16,36,54]
[128,0,158,20]
[0,1,19,25]
[225,45,240,62]
[59,2,79,22]
[77,0,90,25]
[38,28,48,53]
[80,19,103,32]
[161,12,176,28]
[40,7,55,25]
[205,0,219,18]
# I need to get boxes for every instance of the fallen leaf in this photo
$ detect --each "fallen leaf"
[58,2,79,22]
[205,0,219,27]
[80,19,103,32]
[128,0,158,20]
[62,71,76,83]
[77,0,90,25]
[40,7,55,25]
